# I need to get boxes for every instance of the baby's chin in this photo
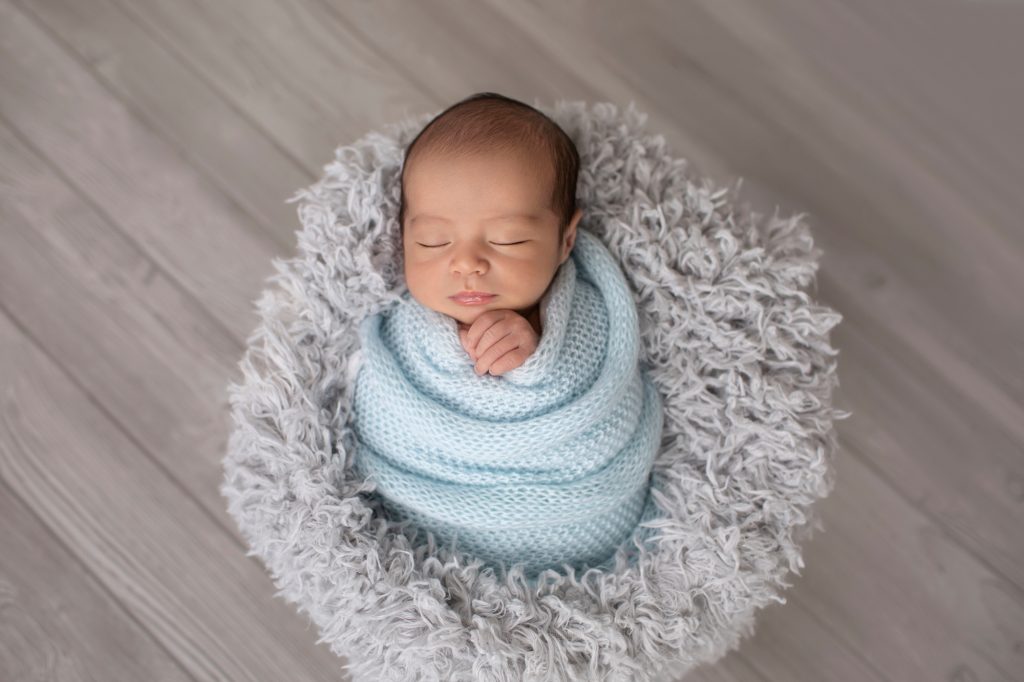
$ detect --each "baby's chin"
[444,297,499,325]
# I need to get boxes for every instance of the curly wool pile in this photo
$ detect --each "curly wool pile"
[220,99,847,682]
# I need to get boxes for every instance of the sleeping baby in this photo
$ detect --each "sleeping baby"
[350,92,663,580]
[399,99,583,376]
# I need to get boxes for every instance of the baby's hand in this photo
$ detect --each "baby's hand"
[458,310,539,376]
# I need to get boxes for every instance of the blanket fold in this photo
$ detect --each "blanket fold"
[351,228,663,576]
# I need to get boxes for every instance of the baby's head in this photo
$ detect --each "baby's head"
[397,92,583,327]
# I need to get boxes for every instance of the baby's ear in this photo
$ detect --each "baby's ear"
[560,209,582,262]
[570,206,583,226]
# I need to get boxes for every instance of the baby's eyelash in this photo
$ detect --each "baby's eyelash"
[416,241,530,248]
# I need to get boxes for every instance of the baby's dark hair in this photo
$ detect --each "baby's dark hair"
[397,92,580,243]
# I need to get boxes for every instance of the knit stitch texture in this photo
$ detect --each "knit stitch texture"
[351,227,664,577]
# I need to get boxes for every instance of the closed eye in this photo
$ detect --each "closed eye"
[415,241,530,248]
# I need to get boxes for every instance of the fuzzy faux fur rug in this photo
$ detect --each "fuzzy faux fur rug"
[220,99,849,682]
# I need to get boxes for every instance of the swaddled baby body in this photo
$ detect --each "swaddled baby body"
[350,93,663,578]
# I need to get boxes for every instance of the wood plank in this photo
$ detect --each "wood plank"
[328,0,737,191]
[680,0,1024,398]
[759,180,1024,449]
[22,0,651,249]
[0,477,193,681]
[790,439,1024,681]
[727,363,1024,682]
[681,656,768,682]
[18,0,309,250]
[91,0,424,170]
[738,593,887,682]
[720,0,1024,251]
[0,112,239,520]
[736,181,1024,585]
[0,0,282,342]
[62,0,737,190]
[826,263,1024,580]
[0,305,348,679]
[667,324,1023,679]
[0,107,349,682]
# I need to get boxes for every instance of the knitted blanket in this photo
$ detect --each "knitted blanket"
[350,228,664,576]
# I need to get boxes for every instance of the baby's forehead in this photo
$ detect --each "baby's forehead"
[408,149,556,199]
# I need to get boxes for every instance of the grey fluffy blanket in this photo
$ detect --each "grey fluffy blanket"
[220,99,848,682]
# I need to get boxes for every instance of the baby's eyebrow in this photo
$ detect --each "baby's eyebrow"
[411,213,540,224]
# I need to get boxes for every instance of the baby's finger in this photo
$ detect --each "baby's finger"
[487,348,529,376]
[465,310,508,355]
[474,334,522,375]
[473,322,513,361]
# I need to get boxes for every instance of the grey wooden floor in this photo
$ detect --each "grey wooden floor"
[1,0,1022,680]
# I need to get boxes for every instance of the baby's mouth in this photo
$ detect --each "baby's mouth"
[448,288,495,303]
[450,292,496,304]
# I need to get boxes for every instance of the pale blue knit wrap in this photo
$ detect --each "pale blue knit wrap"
[351,228,664,576]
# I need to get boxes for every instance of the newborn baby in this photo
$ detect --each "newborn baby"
[397,93,584,376]
[351,92,662,579]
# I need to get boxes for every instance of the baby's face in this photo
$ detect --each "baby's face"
[402,149,582,326]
